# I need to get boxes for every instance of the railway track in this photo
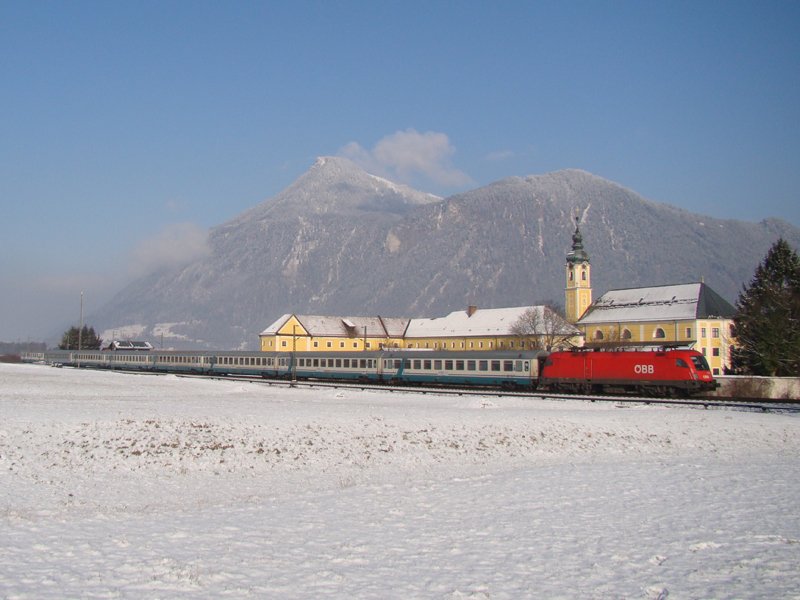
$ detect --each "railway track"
[186,372,800,415]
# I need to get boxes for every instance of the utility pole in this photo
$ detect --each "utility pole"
[78,291,84,351]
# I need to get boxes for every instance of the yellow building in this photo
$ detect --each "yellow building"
[404,305,581,351]
[565,224,737,375]
[260,306,581,353]
[259,314,409,352]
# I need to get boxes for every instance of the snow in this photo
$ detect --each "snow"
[1,363,799,598]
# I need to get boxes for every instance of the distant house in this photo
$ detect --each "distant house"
[106,340,154,351]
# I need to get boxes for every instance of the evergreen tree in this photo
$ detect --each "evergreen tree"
[731,238,800,376]
[59,326,103,350]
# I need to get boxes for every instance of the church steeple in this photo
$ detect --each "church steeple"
[565,217,592,323]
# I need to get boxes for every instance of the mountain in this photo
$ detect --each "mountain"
[90,157,800,349]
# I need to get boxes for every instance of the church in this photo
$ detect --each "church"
[564,220,736,375]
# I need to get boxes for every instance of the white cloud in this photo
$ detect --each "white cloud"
[128,222,211,278]
[339,129,473,189]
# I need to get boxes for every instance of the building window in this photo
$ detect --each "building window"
[621,329,632,340]
[326,341,332,348]
[701,328,707,338]
[712,328,720,338]
[281,340,287,347]
[685,327,692,338]
[654,328,666,339]
[353,342,358,348]
[702,347,707,356]
[581,268,587,281]
[340,341,345,348]
[594,330,604,341]
[712,347,720,357]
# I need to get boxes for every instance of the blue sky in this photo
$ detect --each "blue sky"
[1,1,798,341]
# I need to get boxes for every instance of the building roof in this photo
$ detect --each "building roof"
[260,314,410,338]
[577,282,736,325]
[405,306,580,338]
[107,340,153,351]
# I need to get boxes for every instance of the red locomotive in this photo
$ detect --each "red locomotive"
[538,348,717,397]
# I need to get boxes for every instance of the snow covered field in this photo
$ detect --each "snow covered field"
[1,363,799,599]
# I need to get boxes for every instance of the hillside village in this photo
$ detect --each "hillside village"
[259,219,736,376]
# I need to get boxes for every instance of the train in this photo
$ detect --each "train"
[28,346,718,397]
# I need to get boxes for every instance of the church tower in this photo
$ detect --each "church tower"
[565,217,592,323]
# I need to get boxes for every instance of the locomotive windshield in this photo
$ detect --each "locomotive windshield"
[690,354,711,371]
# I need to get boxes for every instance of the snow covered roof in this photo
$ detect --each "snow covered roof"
[260,315,410,338]
[107,340,153,351]
[405,306,579,338]
[578,282,736,325]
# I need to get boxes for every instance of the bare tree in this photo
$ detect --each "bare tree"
[510,306,578,351]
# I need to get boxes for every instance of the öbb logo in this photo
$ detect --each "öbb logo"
[634,364,655,374]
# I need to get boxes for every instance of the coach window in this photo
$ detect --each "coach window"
[424,360,432,370]
[503,360,513,372]
[335,359,342,368]
[467,360,476,370]
[313,359,319,367]
[455,360,464,370]
[434,360,442,370]
[491,360,501,371]
[413,359,421,369]
[444,360,453,370]
[478,360,488,371]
